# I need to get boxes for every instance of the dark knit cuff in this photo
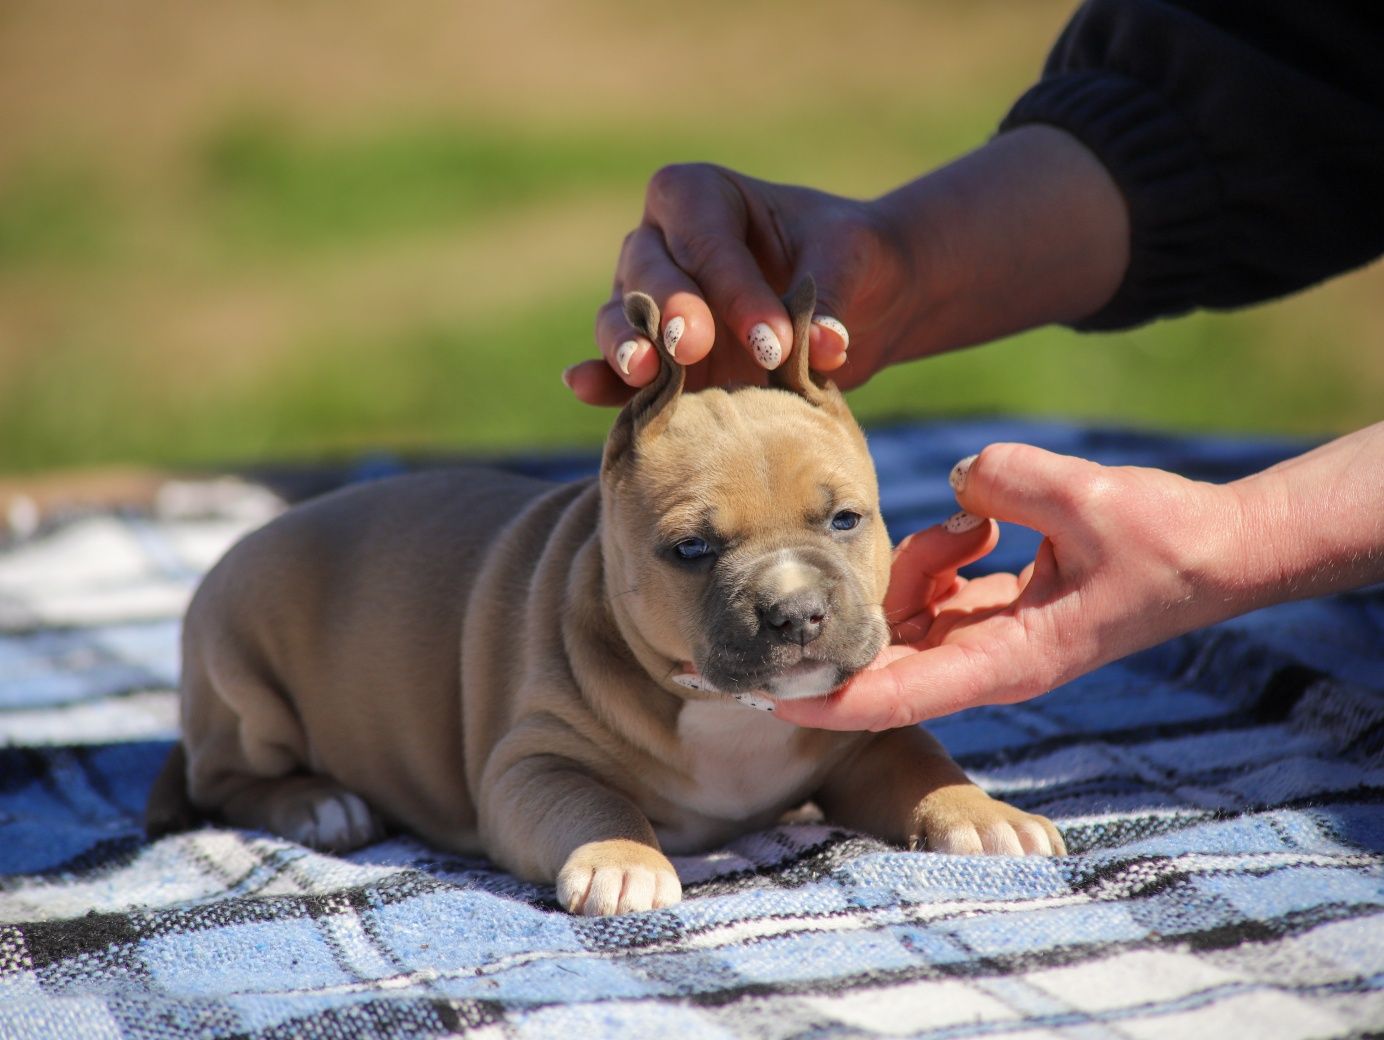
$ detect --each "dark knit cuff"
[1000,71,1221,331]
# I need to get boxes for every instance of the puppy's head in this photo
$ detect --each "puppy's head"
[600,277,891,703]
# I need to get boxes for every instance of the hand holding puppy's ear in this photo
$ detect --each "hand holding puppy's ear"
[770,275,849,417]
[602,292,686,471]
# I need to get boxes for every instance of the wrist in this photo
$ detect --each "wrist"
[1221,424,1384,614]
[872,125,1130,361]
[1221,471,1319,616]
[1182,479,1277,625]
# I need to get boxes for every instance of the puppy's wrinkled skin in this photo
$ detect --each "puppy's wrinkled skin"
[149,278,1063,915]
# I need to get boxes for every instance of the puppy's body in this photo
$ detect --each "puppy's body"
[176,403,868,868]
[156,281,1064,915]
[179,468,559,858]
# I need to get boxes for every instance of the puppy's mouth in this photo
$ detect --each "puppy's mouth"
[671,659,849,712]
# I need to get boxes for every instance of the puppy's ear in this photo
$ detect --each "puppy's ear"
[623,290,661,344]
[769,274,849,418]
[602,292,684,472]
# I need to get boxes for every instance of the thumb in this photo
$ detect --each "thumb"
[951,443,1105,551]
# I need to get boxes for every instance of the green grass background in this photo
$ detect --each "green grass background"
[1,1,1378,474]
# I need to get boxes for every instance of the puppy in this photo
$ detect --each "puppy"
[148,277,1063,916]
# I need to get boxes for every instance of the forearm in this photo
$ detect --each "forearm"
[1003,0,1384,328]
[1226,423,1384,611]
[870,125,1129,367]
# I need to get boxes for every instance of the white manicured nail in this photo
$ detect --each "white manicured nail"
[662,316,685,358]
[733,692,775,712]
[673,672,724,693]
[748,323,783,369]
[615,340,638,376]
[811,315,849,352]
[943,510,986,534]
[949,454,978,494]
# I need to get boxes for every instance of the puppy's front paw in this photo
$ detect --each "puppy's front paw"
[556,839,682,916]
[914,787,1065,857]
[268,779,386,853]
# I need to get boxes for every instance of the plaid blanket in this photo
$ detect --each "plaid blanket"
[2,420,1381,1039]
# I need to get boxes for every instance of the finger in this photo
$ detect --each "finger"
[774,613,1043,731]
[563,359,636,407]
[883,519,999,624]
[925,575,1024,643]
[644,164,794,370]
[808,317,850,371]
[952,443,1105,546]
[889,607,936,646]
[794,238,866,372]
[935,571,1024,614]
[612,224,719,367]
[594,298,662,388]
[893,576,1019,650]
[773,642,1001,730]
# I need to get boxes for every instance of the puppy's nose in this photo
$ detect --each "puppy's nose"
[761,589,828,646]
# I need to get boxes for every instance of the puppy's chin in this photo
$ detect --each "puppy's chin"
[690,658,855,703]
[762,661,844,701]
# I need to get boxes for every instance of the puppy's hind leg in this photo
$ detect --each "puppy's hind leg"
[222,775,386,853]
[179,641,385,854]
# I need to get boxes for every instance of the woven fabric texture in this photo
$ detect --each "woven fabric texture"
[1,420,1381,1039]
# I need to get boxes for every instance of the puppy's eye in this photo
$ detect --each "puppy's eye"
[830,510,862,532]
[674,537,713,561]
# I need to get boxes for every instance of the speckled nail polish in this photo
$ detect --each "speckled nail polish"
[949,454,978,494]
[748,323,783,369]
[943,510,986,534]
[811,315,850,352]
[672,673,709,692]
[615,340,638,376]
[732,692,775,712]
[662,316,685,358]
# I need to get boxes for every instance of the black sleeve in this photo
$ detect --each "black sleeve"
[999,1,1384,331]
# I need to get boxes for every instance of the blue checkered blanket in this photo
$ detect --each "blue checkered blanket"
[2,420,1381,1039]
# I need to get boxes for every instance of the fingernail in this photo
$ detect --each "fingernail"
[672,673,713,692]
[943,510,986,534]
[949,454,978,494]
[748,323,783,369]
[662,316,685,359]
[561,364,579,390]
[733,692,775,712]
[615,340,638,376]
[811,315,849,352]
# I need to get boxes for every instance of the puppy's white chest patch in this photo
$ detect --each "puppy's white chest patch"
[674,700,820,821]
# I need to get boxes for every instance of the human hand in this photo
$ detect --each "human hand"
[565,127,1132,405]
[774,443,1251,730]
[564,163,913,405]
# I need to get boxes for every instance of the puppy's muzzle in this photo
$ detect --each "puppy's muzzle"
[744,549,842,652]
[758,585,830,647]
[697,545,883,699]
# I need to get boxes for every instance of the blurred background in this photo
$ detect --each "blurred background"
[2,0,1380,476]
